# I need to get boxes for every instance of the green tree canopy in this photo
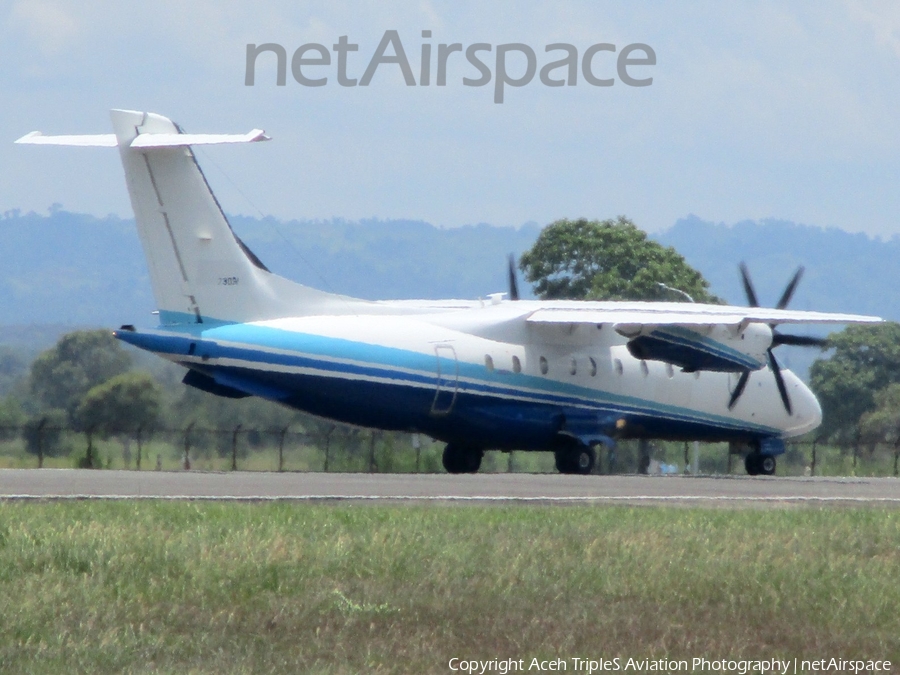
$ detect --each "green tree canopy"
[30,330,132,420]
[519,217,719,302]
[809,323,900,441]
[0,395,25,442]
[23,409,69,457]
[859,383,900,444]
[74,372,162,436]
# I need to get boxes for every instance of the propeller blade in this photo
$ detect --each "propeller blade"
[728,371,750,410]
[771,332,827,348]
[776,266,805,310]
[739,262,759,308]
[768,350,792,415]
[507,253,520,301]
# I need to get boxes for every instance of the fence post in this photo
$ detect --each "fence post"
[136,426,143,471]
[893,436,900,478]
[277,426,288,472]
[412,433,421,473]
[36,418,47,469]
[368,431,377,473]
[811,438,818,476]
[85,429,95,469]
[183,422,194,471]
[323,424,335,472]
[231,424,243,471]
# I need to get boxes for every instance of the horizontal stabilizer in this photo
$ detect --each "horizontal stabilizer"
[130,129,270,148]
[15,131,117,147]
[15,129,270,149]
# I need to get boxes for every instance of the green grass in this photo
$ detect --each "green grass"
[0,504,898,673]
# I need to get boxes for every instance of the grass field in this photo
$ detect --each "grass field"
[1,503,898,674]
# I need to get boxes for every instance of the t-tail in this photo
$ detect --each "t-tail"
[17,109,350,325]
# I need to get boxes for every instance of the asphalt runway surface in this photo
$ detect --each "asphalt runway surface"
[1,469,899,504]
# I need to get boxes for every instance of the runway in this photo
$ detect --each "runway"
[1,469,899,504]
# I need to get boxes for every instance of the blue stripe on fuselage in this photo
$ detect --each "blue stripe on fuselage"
[116,320,779,447]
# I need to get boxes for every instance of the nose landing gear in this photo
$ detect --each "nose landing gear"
[554,445,596,475]
[744,451,776,476]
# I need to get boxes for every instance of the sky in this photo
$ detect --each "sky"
[1,1,899,235]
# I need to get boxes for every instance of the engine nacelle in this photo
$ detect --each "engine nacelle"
[620,323,772,372]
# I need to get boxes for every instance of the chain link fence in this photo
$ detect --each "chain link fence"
[1,423,899,476]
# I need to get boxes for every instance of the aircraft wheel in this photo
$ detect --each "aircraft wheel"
[759,455,776,476]
[443,444,482,474]
[555,446,595,475]
[744,452,761,476]
[554,449,573,473]
[573,446,596,475]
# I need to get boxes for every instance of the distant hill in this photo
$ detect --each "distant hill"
[1,209,895,379]
[653,215,900,377]
[655,215,900,320]
[0,209,540,329]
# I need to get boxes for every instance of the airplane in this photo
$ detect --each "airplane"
[16,109,883,476]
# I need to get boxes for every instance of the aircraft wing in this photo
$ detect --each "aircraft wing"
[526,302,883,328]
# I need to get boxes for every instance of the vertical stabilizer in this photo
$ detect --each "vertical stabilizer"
[107,109,342,325]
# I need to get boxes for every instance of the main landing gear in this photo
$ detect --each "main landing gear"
[744,452,776,476]
[554,445,596,475]
[442,444,483,474]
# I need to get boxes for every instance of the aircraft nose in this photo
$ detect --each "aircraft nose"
[783,371,822,437]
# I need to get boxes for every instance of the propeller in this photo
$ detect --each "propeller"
[507,253,520,301]
[728,263,827,414]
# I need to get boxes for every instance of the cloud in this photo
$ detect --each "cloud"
[10,0,81,56]
[3,1,900,235]
[844,0,900,59]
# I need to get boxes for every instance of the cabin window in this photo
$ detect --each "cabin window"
[540,356,549,375]
[589,357,597,376]
[512,355,521,373]
[666,363,674,379]
[569,358,577,376]
[614,359,623,376]
[641,361,649,377]
[485,355,494,372]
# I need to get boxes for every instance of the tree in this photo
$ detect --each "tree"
[0,395,25,442]
[23,409,69,459]
[519,217,719,302]
[74,372,162,436]
[74,372,163,469]
[859,383,900,443]
[30,330,132,420]
[809,323,900,441]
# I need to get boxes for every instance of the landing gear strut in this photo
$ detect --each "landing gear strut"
[442,444,483,474]
[745,452,776,476]
[555,445,596,475]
